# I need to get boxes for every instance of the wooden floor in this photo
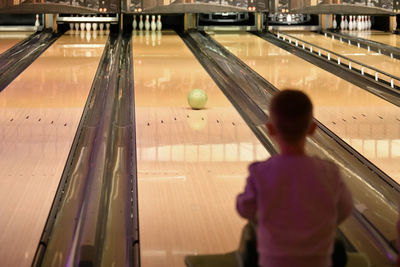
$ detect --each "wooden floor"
[132,30,270,267]
[0,31,32,54]
[287,31,400,78]
[0,31,107,267]
[346,30,400,48]
[211,32,400,184]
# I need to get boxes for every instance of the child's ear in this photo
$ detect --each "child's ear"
[307,121,317,135]
[267,121,276,136]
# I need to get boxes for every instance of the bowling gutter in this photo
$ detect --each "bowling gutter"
[32,33,139,267]
[180,30,397,265]
[0,29,62,92]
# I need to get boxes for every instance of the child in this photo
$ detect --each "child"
[236,89,353,267]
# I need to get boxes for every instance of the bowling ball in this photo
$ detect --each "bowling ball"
[187,89,208,110]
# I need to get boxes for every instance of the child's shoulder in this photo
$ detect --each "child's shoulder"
[310,156,339,170]
[248,156,339,171]
[248,158,274,172]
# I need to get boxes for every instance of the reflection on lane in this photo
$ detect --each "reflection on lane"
[133,30,269,267]
[210,32,400,183]
[0,31,32,54]
[287,31,400,78]
[0,30,107,267]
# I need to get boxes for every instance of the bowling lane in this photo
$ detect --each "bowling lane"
[0,31,33,54]
[346,30,400,48]
[0,31,107,267]
[132,30,269,267]
[210,32,400,184]
[287,31,400,77]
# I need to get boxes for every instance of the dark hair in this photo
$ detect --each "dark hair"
[269,89,313,143]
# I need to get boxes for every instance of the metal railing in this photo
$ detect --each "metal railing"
[322,30,400,60]
[276,31,400,91]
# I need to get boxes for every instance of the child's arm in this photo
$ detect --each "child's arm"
[236,164,258,220]
[336,171,353,224]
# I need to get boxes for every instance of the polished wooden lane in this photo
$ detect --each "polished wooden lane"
[346,30,400,48]
[0,31,33,54]
[211,32,400,184]
[287,31,400,78]
[132,30,269,267]
[0,31,107,267]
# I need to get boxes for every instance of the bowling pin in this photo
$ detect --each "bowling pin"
[156,15,162,31]
[139,15,144,30]
[368,16,371,30]
[355,16,358,31]
[344,16,348,30]
[365,16,368,30]
[363,15,367,30]
[151,15,156,31]
[360,16,363,31]
[133,15,137,30]
[361,16,365,31]
[354,16,357,30]
[287,14,292,23]
[34,14,40,30]
[106,14,110,31]
[332,15,337,29]
[362,16,365,31]
[75,22,80,31]
[92,16,98,31]
[357,15,361,31]
[80,16,86,32]
[348,16,353,31]
[340,15,344,30]
[145,15,150,31]
[86,21,91,31]
[69,23,74,31]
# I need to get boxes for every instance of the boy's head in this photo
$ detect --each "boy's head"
[267,89,315,144]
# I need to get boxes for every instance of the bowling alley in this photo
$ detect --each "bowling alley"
[0,0,399,266]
